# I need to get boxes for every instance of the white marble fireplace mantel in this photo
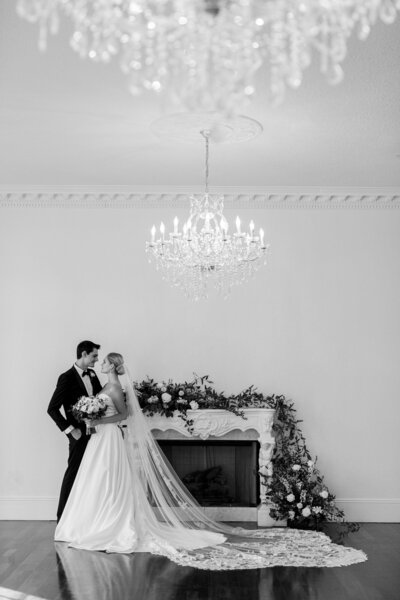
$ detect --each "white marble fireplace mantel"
[146,408,276,526]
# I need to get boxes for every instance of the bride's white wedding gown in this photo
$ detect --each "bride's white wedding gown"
[55,393,367,570]
[55,393,225,555]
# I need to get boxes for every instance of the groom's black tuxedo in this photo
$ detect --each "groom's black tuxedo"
[48,366,102,521]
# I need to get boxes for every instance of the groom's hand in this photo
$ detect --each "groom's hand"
[70,428,82,440]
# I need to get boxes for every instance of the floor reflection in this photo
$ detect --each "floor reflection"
[271,567,322,600]
[54,542,279,600]
[55,542,328,600]
[55,542,193,600]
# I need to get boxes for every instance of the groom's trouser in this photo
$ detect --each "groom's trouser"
[57,434,89,521]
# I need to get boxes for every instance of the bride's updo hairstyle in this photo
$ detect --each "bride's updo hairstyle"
[107,352,125,375]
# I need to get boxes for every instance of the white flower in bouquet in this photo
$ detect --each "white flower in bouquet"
[307,460,314,468]
[288,510,295,520]
[190,401,199,410]
[286,493,295,502]
[156,383,164,389]
[319,490,329,499]
[72,395,107,433]
[161,392,172,403]
[178,390,185,396]
[177,398,187,404]
[312,506,322,514]
[296,502,303,509]
[301,507,311,517]
[292,464,301,471]
[161,386,167,393]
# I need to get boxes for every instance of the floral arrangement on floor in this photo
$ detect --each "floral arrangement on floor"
[134,374,358,536]
[265,394,359,538]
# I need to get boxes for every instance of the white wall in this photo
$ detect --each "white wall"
[1,203,399,521]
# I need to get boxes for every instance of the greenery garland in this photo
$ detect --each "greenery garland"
[135,374,358,536]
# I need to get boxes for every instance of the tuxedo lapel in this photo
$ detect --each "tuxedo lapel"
[70,366,88,396]
[91,372,102,395]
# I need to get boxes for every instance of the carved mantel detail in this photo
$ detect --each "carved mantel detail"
[146,408,276,526]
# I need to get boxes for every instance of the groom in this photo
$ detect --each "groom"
[48,340,102,521]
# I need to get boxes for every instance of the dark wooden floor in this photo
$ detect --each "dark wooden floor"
[0,522,399,600]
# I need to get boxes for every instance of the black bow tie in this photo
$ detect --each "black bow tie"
[82,370,91,377]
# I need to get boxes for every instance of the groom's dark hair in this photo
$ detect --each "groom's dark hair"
[76,340,101,359]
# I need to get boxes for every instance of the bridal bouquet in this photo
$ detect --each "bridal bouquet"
[72,395,107,433]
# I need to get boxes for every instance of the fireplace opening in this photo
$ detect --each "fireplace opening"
[157,440,259,507]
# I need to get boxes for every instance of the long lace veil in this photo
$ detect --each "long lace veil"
[120,368,367,569]
[122,368,235,538]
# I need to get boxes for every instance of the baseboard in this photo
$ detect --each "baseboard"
[1,496,400,522]
[0,497,57,520]
[336,498,400,522]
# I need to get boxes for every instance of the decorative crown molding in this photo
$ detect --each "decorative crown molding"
[1,186,400,209]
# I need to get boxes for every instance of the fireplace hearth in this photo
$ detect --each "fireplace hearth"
[147,408,276,525]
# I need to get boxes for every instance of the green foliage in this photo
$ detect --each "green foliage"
[135,374,273,433]
[134,375,358,537]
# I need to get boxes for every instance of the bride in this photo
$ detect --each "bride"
[55,353,367,570]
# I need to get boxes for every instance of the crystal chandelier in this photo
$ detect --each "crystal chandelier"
[17,1,400,111]
[146,130,268,300]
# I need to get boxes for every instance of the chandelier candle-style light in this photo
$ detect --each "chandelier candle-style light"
[146,131,268,300]
[17,1,400,111]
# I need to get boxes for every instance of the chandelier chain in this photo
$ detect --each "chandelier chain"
[200,130,210,196]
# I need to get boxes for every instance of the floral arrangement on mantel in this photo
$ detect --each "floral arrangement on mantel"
[134,374,359,536]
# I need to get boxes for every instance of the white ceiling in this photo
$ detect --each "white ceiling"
[1,3,400,190]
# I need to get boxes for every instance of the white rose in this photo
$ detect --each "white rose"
[320,490,329,499]
[161,386,167,393]
[288,510,295,520]
[302,507,311,517]
[292,464,301,471]
[156,383,164,389]
[161,393,172,403]
[286,494,295,502]
[178,390,184,396]
[296,502,303,509]
[307,460,314,467]
[190,401,199,410]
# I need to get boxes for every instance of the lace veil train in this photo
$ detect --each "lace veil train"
[121,368,367,570]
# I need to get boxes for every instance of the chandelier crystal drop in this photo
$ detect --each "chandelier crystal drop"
[17,0,400,111]
[146,131,269,301]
